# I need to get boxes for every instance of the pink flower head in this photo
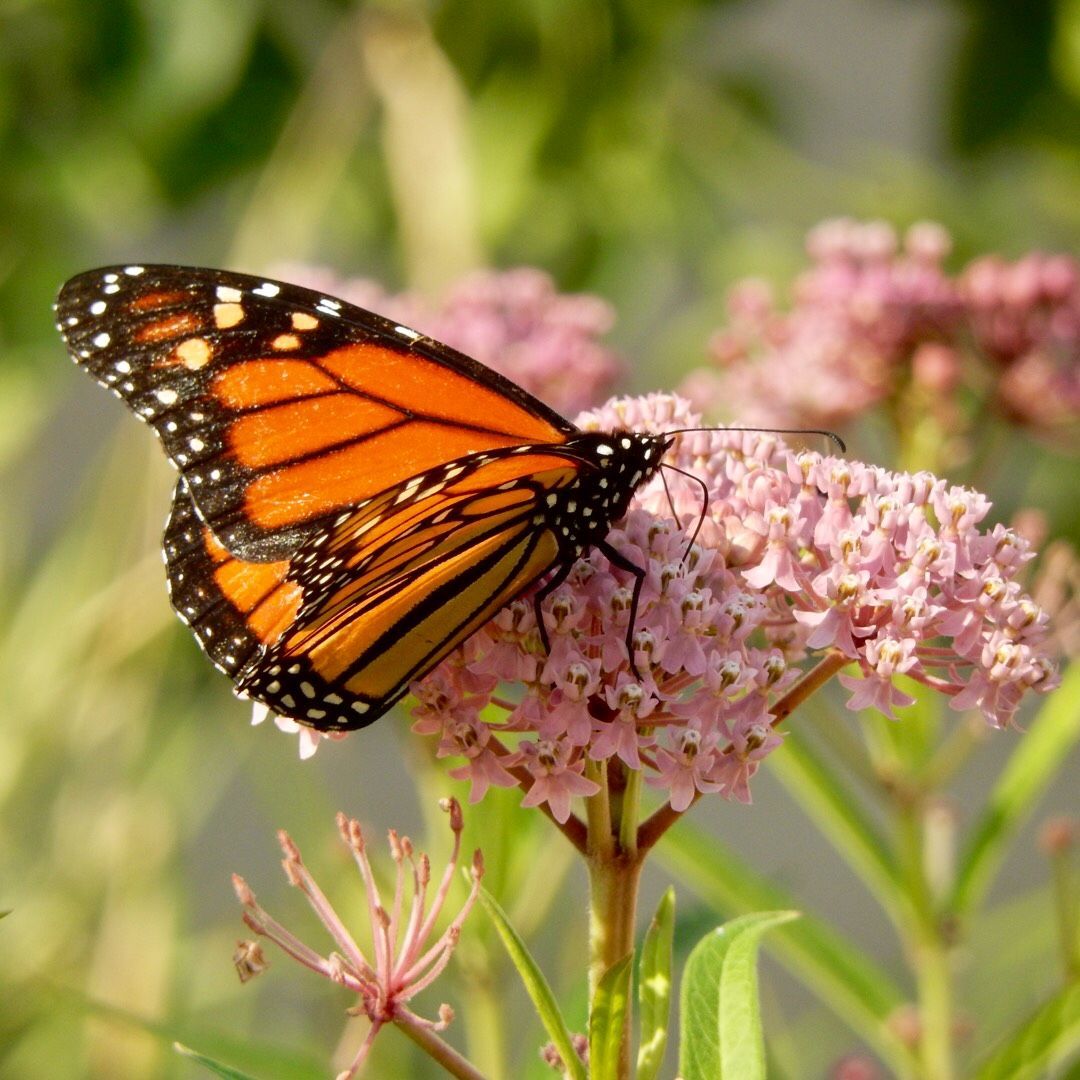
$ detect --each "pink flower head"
[681,219,961,428]
[233,799,483,1079]
[680,222,1080,444]
[411,394,1057,817]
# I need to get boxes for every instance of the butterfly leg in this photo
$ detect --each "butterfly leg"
[597,540,647,681]
[532,561,574,658]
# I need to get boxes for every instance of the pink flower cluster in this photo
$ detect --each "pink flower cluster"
[681,218,1079,438]
[960,252,1080,428]
[411,395,1057,822]
[272,263,621,416]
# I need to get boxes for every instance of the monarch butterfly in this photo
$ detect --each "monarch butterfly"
[56,265,670,732]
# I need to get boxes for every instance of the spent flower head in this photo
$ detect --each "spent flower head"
[410,394,1057,821]
[233,798,483,1079]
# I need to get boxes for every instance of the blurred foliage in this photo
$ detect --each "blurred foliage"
[1,0,1078,1077]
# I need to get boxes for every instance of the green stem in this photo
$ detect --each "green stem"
[395,1012,489,1080]
[897,802,955,1080]
[587,849,644,1079]
[618,767,642,859]
[912,930,954,1080]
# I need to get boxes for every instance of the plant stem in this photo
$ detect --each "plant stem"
[395,1013,489,1080]
[912,928,954,1080]
[586,849,644,1079]
[897,802,955,1080]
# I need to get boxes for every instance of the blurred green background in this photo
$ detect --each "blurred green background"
[2,1,1078,1077]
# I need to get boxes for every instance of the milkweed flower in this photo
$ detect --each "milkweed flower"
[232,798,483,1079]
[411,394,1058,819]
[681,218,960,428]
[681,218,1080,442]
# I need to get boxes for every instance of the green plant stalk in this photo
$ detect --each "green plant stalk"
[912,929,954,1080]
[586,850,644,1080]
[897,804,954,1080]
[396,1013,488,1080]
[588,761,648,1077]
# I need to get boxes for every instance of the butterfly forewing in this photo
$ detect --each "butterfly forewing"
[56,265,575,561]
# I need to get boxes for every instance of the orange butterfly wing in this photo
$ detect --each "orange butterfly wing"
[166,449,583,729]
[56,265,575,561]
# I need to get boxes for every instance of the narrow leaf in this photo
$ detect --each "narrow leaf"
[972,981,1080,1080]
[637,887,676,1080]
[589,953,634,1080]
[657,819,915,1075]
[953,663,1080,913]
[679,911,798,1080]
[173,1042,260,1080]
[477,885,586,1080]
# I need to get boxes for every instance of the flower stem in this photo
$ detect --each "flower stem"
[394,1013,489,1080]
[769,650,850,727]
[912,929,955,1080]
[586,849,644,1079]
[897,802,955,1080]
[618,767,642,858]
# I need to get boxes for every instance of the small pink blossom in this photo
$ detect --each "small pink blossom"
[680,219,1079,442]
[517,738,601,822]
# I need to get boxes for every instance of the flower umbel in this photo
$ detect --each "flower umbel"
[233,798,483,1079]
[411,394,1057,830]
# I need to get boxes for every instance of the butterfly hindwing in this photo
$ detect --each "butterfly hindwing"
[57,265,576,561]
[164,480,300,679]
[232,449,580,729]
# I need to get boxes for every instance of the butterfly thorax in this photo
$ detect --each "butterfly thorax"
[543,430,671,556]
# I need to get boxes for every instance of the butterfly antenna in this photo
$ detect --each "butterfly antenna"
[659,463,710,562]
[667,425,846,454]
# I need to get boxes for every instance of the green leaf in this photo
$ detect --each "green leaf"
[678,911,798,1080]
[173,1042,260,1079]
[636,887,676,1080]
[972,981,1080,1080]
[589,953,634,1080]
[477,885,586,1080]
[953,663,1080,913]
[656,819,915,1075]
